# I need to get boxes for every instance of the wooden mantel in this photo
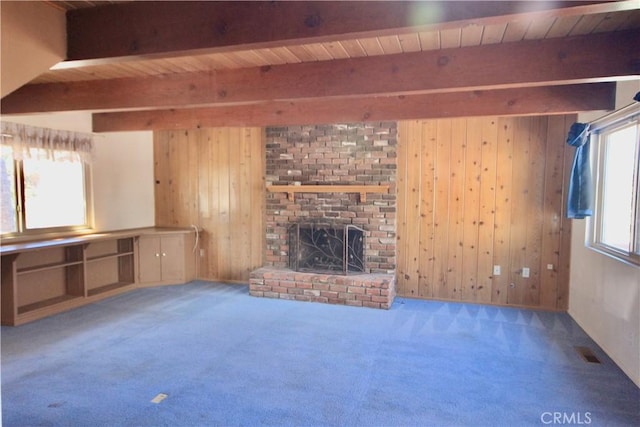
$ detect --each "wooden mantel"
[266,185,389,202]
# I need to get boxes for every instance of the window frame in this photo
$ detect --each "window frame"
[1,149,94,241]
[587,103,640,267]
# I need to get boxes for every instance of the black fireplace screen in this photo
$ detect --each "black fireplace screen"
[289,223,365,274]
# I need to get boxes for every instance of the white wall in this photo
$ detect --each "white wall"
[570,80,640,387]
[0,1,66,97]
[92,131,155,231]
[1,112,155,231]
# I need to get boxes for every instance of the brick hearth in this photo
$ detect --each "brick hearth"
[249,267,396,309]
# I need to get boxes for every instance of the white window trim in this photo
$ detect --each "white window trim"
[586,102,640,267]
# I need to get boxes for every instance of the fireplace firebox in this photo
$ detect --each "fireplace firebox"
[289,223,365,275]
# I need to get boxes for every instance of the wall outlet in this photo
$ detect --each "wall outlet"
[493,265,501,275]
[547,264,554,270]
[522,267,530,278]
[199,249,205,257]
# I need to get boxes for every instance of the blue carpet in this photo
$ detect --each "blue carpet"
[2,281,638,426]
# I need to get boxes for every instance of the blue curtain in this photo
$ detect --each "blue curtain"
[566,122,592,219]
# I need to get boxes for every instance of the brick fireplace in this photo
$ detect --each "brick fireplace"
[250,123,397,309]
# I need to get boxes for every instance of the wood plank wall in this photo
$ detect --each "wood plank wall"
[154,128,265,282]
[396,116,574,310]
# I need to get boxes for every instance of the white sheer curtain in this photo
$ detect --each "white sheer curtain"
[0,121,94,163]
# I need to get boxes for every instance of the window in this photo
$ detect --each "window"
[1,123,93,238]
[589,103,640,266]
[1,144,18,233]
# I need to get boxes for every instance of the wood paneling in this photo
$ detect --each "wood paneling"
[154,128,264,282]
[154,117,574,306]
[396,115,573,310]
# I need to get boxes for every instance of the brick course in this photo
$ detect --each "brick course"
[250,267,396,309]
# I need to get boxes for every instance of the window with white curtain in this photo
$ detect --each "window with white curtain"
[588,103,640,266]
[1,122,94,237]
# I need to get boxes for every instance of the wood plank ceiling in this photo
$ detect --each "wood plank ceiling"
[35,4,640,83]
[3,0,640,131]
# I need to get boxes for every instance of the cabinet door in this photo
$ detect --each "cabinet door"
[159,235,185,282]
[138,236,162,284]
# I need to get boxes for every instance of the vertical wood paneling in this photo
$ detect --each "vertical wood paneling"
[228,128,242,280]
[250,128,266,274]
[152,116,574,305]
[433,120,451,299]
[446,119,467,300]
[187,131,200,223]
[557,116,575,310]
[523,117,548,306]
[492,118,514,305]
[462,118,482,300]
[154,131,171,227]
[397,115,573,310]
[540,115,566,309]
[197,131,210,221]
[507,117,532,306]
[218,128,233,280]
[207,130,221,279]
[238,129,253,278]
[476,118,498,303]
[154,127,264,282]
[418,120,436,298]
[194,131,208,279]
[404,120,422,297]
[396,122,409,295]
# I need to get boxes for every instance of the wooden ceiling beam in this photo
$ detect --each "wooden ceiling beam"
[3,30,637,114]
[92,83,616,132]
[63,1,633,66]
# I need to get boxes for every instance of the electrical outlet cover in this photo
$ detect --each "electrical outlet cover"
[522,267,530,278]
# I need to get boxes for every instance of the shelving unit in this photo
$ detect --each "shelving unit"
[0,228,197,326]
[14,245,85,318]
[85,238,136,297]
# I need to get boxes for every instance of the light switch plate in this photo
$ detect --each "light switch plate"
[522,267,530,278]
[493,265,501,275]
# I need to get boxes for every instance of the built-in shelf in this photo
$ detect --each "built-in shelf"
[266,184,389,202]
[18,295,80,315]
[85,238,135,297]
[1,228,197,326]
[86,251,135,263]
[17,260,84,275]
[87,281,134,297]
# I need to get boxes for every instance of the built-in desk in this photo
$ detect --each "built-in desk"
[1,227,197,326]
